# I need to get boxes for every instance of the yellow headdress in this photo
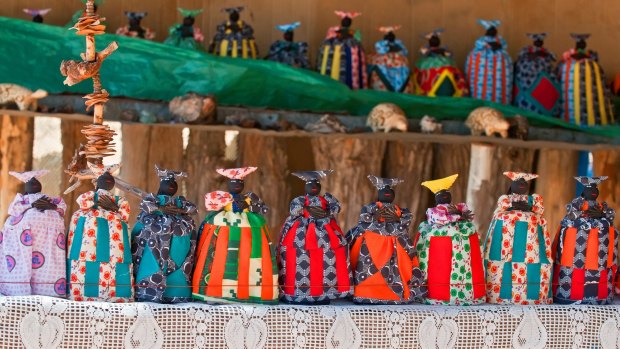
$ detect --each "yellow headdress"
[421,174,458,194]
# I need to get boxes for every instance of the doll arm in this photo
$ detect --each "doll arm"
[375,40,390,55]
[324,192,341,215]
[117,197,131,223]
[176,196,198,215]
[193,27,204,42]
[530,194,545,215]
[395,39,408,56]
[204,191,233,212]
[288,196,305,217]
[139,194,160,214]
[359,203,379,223]
[602,202,616,222]
[246,192,269,215]
[50,196,67,217]
[7,194,31,217]
[77,191,96,210]
[399,207,413,227]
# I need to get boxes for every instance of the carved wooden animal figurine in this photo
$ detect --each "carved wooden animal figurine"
[420,115,443,134]
[465,107,509,138]
[367,103,408,133]
[508,115,529,140]
[305,114,347,133]
[169,93,217,124]
[0,84,48,111]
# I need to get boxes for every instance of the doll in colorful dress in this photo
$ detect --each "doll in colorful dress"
[278,170,352,304]
[513,33,560,116]
[414,29,468,97]
[209,7,258,59]
[484,172,552,305]
[465,20,513,104]
[347,176,425,304]
[23,8,51,23]
[66,164,134,302]
[0,170,66,297]
[317,11,367,89]
[417,174,485,305]
[266,22,310,68]
[116,12,155,40]
[193,167,278,304]
[164,8,205,50]
[132,166,197,303]
[557,34,615,126]
[367,26,413,93]
[552,176,617,304]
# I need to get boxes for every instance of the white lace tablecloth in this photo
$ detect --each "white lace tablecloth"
[2,296,620,349]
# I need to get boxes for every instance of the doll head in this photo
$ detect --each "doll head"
[183,16,195,26]
[379,26,400,43]
[504,172,537,195]
[368,175,403,204]
[305,180,321,196]
[284,30,294,42]
[155,165,187,196]
[293,170,333,197]
[384,31,396,42]
[429,35,441,47]
[96,172,115,191]
[224,6,244,22]
[378,186,395,203]
[485,26,497,37]
[571,33,590,50]
[277,22,300,42]
[435,190,452,205]
[216,167,257,194]
[335,11,360,28]
[478,19,500,37]
[228,179,245,194]
[575,176,608,201]
[422,174,458,205]
[178,8,202,27]
[24,8,51,23]
[25,177,42,194]
[581,185,599,200]
[33,14,44,23]
[10,170,49,195]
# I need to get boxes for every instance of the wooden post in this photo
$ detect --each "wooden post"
[0,114,34,221]
[593,150,620,215]
[432,143,472,206]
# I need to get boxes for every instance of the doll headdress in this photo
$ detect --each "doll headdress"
[23,8,52,17]
[155,164,188,181]
[421,174,458,194]
[216,167,257,180]
[478,19,501,29]
[292,170,334,183]
[9,170,49,183]
[81,0,104,5]
[378,26,401,34]
[368,175,403,190]
[88,163,121,177]
[526,32,547,41]
[276,21,301,33]
[574,176,608,187]
[223,6,245,14]
[570,33,590,42]
[503,171,538,182]
[423,28,444,40]
[125,11,147,20]
[334,11,361,19]
[178,8,204,18]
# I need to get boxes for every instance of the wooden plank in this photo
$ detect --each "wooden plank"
[60,118,91,226]
[311,137,386,232]
[593,150,620,216]
[432,143,471,205]
[0,114,34,221]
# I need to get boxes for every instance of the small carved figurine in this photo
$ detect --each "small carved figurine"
[420,115,442,134]
[367,103,408,133]
[0,84,48,111]
[465,107,510,138]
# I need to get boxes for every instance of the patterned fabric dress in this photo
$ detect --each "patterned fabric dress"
[465,35,513,104]
[131,194,197,303]
[347,201,425,304]
[417,203,486,305]
[67,189,134,302]
[484,194,552,304]
[367,39,413,93]
[278,194,352,302]
[266,40,310,68]
[317,27,368,89]
[557,49,615,126]
[164,24,204,50]
[513,45,561,116]
[553,197,617,304]
[209,21,258,59]
[193,192,277,304]
[0,193,67,297]
[414,47,468,97]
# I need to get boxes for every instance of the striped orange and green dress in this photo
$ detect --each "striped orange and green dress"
[192,192,278,304]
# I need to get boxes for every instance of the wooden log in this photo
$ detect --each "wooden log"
[0,114,34,221]
[593,150,620,215]
[432,143,471,205]
[60,118,91,226]
[466,143,537,237]
[238,132,290,238]
[536,149,579,239]
[384,141,435,231]
[311,137,387,232]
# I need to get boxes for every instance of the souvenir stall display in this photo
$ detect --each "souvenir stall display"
[552,176,617,305]
[513,33,561,116]
[414,29,468,97]
[192,167,278,304]
[209,7,258,59]
[266,22,310,68]
[66,164,134,302]
[131,166,197,303]
[116,11,155,40]
[164,8,205,50]
[347,176,425,304]
[557,34,616,126]
[416,174,486,305]
[317,11,367,89]
[367,26,413,93]
[465,20,513,104]
[278,170,352,304]
[0,170,67,297]
[23,8,51,23]
[483,172,552,305]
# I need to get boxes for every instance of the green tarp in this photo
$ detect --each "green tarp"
[0,17,618,138]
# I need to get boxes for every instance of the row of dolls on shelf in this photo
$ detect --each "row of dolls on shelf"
[0,165,616,307]
[24,6,616,127]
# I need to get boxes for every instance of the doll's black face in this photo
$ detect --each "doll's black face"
[183,16,195,26]
[384,32,396,42]
[33,15,43,23]
[576,39,587,50]
[228,179,244,194]
[229,11,240,22]
[534,38,544,47]
[341,17,352,28]
[485,27,497,37]
[377,187,395,203]
[158,178,178,196]
[305,180,321,196]
[25,178,42,194]
[582,186,599,200]
[284,31,294,42]
[429,35,441,47]
[97,172,115,191]
[510,179,528,195]
[129,17,142,27]
[435,190,452,205]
